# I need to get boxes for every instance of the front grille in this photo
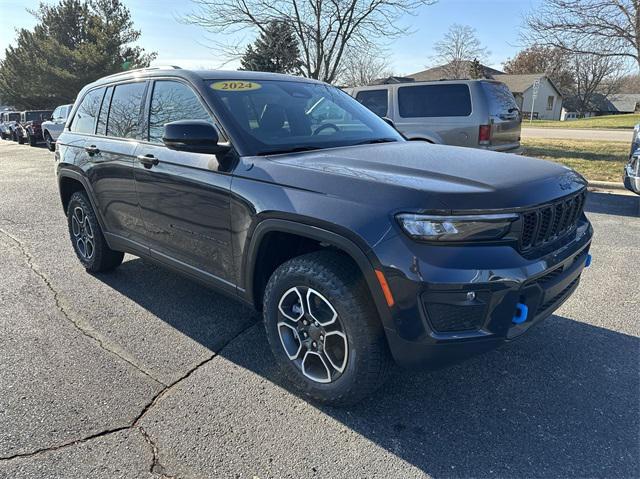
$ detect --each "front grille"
[519,191,586,252]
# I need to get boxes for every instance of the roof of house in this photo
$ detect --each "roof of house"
[563,93,640,113]
[408,61,504,81]
[493,73,563,98]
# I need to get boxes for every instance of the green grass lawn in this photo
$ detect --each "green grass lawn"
[526,113,639,130]
[522,138,627,182]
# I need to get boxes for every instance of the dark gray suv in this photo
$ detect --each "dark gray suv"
[55,67,592,405]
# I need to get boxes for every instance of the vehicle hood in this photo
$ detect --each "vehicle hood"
[253,142,587,211]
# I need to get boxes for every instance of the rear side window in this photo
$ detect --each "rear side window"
[70,88,105,133]
[148,80,212,144]
[480,81,519,119]
[398,84,471,118]
[96,87,114,136]
[355,90,388,117]
[107,82,146,139]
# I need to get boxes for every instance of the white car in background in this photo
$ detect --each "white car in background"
[0,111,20,140]
[41,104,72,151]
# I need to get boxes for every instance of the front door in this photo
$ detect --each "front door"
[133,79,235,287]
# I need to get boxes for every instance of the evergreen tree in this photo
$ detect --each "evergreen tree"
[468,58,485,79]
[0,0,156,109]
[240,21,301,74]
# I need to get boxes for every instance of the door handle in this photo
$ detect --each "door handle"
[137,154,159,169]
[84,145,100,155]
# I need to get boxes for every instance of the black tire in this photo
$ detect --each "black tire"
[66,191,124,272]
[17,133,25,144]
[263,250,391,406]
[28,132,36,146]
[44,131,55,151]
[12,131,18,142]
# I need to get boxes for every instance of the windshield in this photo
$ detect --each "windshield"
[25,111,52,122]
[481,81,520,119]
[207,79,403,156]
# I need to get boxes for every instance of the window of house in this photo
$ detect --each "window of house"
[547,96,554,110]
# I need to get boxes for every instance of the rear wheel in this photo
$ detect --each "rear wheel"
[67,191,124,272]
[263,250,390,406]
[28,132,36,146]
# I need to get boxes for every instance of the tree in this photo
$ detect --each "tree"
[339,49,394,86]
[0,0,156,109]
[503,45,574,94]
[186,0,435,83]
[433,24,489,79]
[240,21,301,74]
[523,0,640,70]
[569,53,624,115]
[468,58,485,79]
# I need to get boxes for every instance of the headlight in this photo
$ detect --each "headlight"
[396,213,518,242]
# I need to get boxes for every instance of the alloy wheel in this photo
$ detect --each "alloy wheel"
[277,286,348,383]
[71,206,95,260]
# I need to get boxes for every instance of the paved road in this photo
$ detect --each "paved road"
[522,127,634,143]
[0,140,638,478]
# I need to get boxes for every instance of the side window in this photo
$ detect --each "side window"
[107,82,146,139]
[148,81,212,144]
[355,90,388,117]
[52,107,61,120]
[96,87,114,136]
[70,88,105,133]
[398,84,471,118]
[547,96,554,111]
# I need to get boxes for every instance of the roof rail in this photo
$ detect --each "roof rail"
[100,65,182,80]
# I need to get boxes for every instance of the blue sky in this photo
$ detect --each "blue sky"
[0,0,542,75]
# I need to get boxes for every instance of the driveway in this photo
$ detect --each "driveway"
[0,140,638,478]
[522,127,634,143]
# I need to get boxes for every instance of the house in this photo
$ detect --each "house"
[370,76,416,85]
[560,93,640,120]
[405,63,564,121]
[493,74,563,121]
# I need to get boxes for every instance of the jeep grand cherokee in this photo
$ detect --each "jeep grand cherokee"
[55,67,592,405]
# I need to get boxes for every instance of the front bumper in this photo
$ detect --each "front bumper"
[373,217,593,368]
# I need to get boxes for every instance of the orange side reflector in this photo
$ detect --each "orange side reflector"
[375,269,395,307]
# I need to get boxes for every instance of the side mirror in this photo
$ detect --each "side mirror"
[381,116,395,128]
[162,120,230,155]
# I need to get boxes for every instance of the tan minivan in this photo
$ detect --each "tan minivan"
[349,79,522,153]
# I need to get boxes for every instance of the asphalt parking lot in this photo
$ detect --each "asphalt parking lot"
[0,140,638,479]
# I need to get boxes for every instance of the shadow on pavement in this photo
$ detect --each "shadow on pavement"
[586,190,639,218]
[96,258,640,478]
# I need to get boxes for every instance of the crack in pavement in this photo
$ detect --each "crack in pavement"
[0,227,166,387]
[0,321,259,470]
[0,229,260,474]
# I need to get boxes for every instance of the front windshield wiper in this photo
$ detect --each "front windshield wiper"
[352,138,399,146]
[255,146,323,156]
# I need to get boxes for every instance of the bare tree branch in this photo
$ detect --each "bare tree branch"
[185,0,435,83]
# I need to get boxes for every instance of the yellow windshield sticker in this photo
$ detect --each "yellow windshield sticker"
[211,81,262,91]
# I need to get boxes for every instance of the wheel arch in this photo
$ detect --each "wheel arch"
[243,219,394,331]
[57,170,109,237]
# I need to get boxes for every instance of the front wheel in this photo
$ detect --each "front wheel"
[44,132,55,151]
[263,250,390,406]
[28,132,36,146]
[67,191,124,272]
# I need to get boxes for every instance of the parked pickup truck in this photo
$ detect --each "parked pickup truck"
[56,68,592,405]
[16,110,53,146]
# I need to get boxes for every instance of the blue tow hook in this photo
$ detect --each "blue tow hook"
[585,253,592,268]
[512,302,529,324]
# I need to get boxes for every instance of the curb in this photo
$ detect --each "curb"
[588,180,626,191]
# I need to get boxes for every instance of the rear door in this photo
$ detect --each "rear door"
[133,79,234,287]
[393,83,476,146]
[480,81,521,149]
[82,81,149,247]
